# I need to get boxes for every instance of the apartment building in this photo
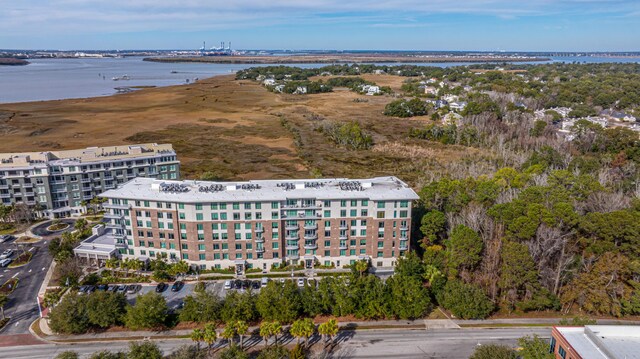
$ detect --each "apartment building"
[0,143,179,218]
[84,176,419,273]
[550,326,640,359]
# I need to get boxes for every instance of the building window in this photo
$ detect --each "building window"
[182,253,189,260]
[400,200,408,208]
[361,209,368,217]
[181,243,188,250]
[340,210,346,217]
[196,213,204,221]
[244,203,251,210]
[233,203,240,210]
[340,200,346,207]
[558,346,566,359]
[324,250,330,256]
[195,204,203,210]
[377,211,385,219]
[211,203,218,210]
[324,200,331,207]
[271,202,279,209]
[255,202,262,209]
[377,201,385,209]
[549,337,556,354]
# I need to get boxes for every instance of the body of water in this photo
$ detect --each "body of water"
[0,56,638,104]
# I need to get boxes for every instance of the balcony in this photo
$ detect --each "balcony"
[304,233,318,240]
[23,183,33,188]
[286,254,300,260]
[81,178,91,183]
[105,222,124,229]
[286,244,299,250]
[399,236,408,241]
[304,242,318,250]
[400,225,409,231]
[104,203,130,210]
[303,223,317,230]
[103,212,124,220]
[399,245,409,251]
[256,247,265,253]
[255,227,264,233]
[255,237,265,243]
[339,234,348,240]
[285,224,299,230]
[285,235,299,241]
[339,224,348,230]
[282,203,320,209]
[339,243,348,250]
[0,193,11,198]
[0,185,8,190]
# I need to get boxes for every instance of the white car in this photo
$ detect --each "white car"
[297,278,306,287]
[0,249,14,260]
[0,258,12,267]
[224,280,231,290]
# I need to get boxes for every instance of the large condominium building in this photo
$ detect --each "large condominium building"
[78,176,419,273]
[0,143,179,218]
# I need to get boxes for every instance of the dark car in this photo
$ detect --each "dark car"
[156,282,168,293]
[126,284,140,294]
[107,285,117,292]
[86,285,97,294]
[240,280,248,290]
[234,279,242,289]
[116,284,127,293]
[96,284,108,291]
[171,281,184,292]
[251,281,260,290]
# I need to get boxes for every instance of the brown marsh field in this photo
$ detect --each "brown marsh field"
[0,74,486,186]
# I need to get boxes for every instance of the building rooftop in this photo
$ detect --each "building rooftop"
[73,225,118,256]
[556,325,640,359]
[0,143,175,169]
[101,176,419,203]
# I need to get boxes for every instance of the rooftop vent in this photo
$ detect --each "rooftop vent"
[159,182,190,193]
[304,181,325,189]
[198,184,225,193]
[338,181,364,191]
[277,182,296,191]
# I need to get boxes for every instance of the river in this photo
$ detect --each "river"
[0,56,638,104]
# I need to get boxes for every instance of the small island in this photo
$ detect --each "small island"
[143,53,549,65]
[0,58,29,66]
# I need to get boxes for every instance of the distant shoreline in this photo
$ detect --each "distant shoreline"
[0,58,29,66]
[143,55,550,65]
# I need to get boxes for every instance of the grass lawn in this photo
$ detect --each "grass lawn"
[15,236,41,244]
[8,252,33,268]
[47,223,70,231]
[0,278,19,294]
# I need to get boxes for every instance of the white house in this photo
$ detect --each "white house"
[424,86,438,95]
[449,102,467,112]
[294,86,308,95]
[263,78,276,86]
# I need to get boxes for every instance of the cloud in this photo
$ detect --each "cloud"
[1,0,639,47]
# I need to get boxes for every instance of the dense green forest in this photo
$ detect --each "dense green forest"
[238,63,640,319]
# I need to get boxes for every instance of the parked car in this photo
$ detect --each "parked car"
[116,284,127,294]
[0,258,12,267]
[0,249,14,260]
[155,282,168,293]
[0,235,14,243]
[169,300,185,313]
[126,284,140,294]
[96,284,108,291]
[234,279,242,289]
[297,278,306,287]
[107,285,117,292]
[171,281,184,292]
[224,280,232,290]
[85,285,96,294]
[251,281,260,290]
[261,277,270,288]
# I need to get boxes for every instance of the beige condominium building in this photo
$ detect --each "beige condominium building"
[83,176,419,273]
[0,143,179,218]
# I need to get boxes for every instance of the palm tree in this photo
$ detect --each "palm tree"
[235,320,248,349]
[190,328,204,350]
[318,319,339,347]
[271,321,282,345]
[0,295,8,320]
[121,258,131,278]
[354,260,369,278]
[203,323,218,352]
[105,258,119,272]
[289,320,305,346]
[221,322,236,346]
[260,321,271,346]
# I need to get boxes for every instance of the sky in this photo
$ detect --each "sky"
[1,0,640,51]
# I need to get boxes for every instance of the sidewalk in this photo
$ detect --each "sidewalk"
[33,316,640,344]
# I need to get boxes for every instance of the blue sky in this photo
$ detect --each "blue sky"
[1,0,639,51]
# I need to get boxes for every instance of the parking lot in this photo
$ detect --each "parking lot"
[0,237,53,335]
[96,277,320,308]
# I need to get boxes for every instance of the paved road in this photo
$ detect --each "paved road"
[0,327,550,358]
[31,219,76,238]
[0,238,52,335]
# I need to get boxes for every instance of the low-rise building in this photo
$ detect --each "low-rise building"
[0,143,179,218]
[83,177,419,273]
[550,325,640,359]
